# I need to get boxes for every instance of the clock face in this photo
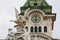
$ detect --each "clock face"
[31,14,41,23]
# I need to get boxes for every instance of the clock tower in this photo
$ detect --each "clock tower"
[6,0,56,40]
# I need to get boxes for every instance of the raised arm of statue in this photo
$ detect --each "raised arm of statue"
[14,7,19,19]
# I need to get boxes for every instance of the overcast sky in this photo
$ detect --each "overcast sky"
[0,0,60,39]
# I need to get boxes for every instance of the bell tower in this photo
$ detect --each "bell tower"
[7,0,56,40]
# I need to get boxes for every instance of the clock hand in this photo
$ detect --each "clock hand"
[35,15,37,21]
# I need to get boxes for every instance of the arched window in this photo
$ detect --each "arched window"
[31,26,33,32]
[35,26,37,32]
[38,26,41,32]
[25,26,28,31]
[44,26,47,32]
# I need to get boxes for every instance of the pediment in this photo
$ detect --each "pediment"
[24,9,56,22]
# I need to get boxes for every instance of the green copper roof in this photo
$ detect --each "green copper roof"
[24,0,49,7]
[20,0,52,15]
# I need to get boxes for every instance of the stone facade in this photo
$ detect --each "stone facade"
[6,0,59,40]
